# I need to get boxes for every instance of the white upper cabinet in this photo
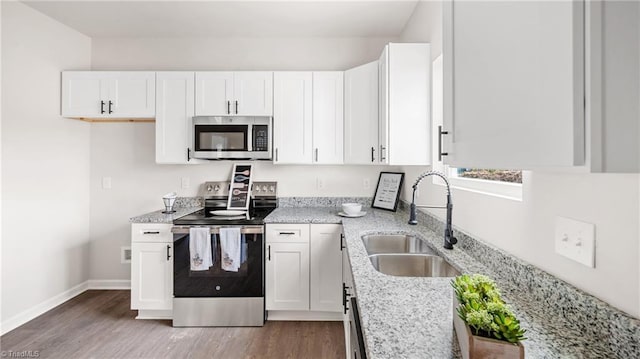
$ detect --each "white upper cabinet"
[344,61,379,165]
[312,72,344,165]
[443,0,585,169]
[233,72,274,116]
[273,72,313,164]
[155,72,195,164]
[195,72,273,116]
[195,72,233,115]
[62,71,155,118]
[379,43,431,166]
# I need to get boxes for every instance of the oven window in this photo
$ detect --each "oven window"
[195,125,248,151]
[174,233,264,298]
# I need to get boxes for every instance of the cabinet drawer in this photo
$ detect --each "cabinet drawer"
[266,224,310,243]
[131,223,173,243]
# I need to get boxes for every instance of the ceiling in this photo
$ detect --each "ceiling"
[23,0,419,38]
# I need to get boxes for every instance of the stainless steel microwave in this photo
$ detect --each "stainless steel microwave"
[191,116,272,160]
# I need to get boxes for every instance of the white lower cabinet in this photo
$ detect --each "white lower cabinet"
[265,242,310,311]
[310,224,343,312]
[265,223,342,315]
[131,224,173,314]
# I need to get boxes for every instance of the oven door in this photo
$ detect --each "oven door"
[173,229,264,298]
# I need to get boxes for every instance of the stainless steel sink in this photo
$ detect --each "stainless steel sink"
[361,234,437,255]
[369,254,461,278]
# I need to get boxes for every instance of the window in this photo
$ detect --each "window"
[453,168,522,184]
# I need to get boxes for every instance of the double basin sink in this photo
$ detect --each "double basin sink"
[362,234,460,277]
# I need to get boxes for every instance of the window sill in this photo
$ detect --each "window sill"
[433,176,523,201]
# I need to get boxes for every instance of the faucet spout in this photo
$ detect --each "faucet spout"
[408,171,457,250]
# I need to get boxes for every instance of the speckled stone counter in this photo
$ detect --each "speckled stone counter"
[129,206,202,224]
[264,205,640,359]
[129,197,204,223]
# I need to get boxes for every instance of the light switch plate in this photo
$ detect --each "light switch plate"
[554,216,596,268]
[181,177,190,189]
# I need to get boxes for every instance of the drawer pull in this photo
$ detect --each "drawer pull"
[278,232,296,235]
[143,231,160,235]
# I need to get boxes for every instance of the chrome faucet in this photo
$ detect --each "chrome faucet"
[408,171,458,250]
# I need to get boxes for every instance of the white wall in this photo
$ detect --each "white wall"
[399,0,640,318]
[89,36,396,280]
[1,1,92,331]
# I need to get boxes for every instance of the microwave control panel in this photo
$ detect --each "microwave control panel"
[252,125,269,152]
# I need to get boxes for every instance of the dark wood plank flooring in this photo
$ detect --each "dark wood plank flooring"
[1,290,345,359]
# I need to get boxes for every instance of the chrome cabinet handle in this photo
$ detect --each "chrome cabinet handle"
[279,232,296,235]
[340,233,345,251]
[380,145,386,162]
[166,245,171,261]
[371,147,375,162]
[227,101,230,114]
[100,101,106,114]
[267,245,271,261]
[143,231,160,235]
[108,100,113,114]
[315,148,319,162]
[438,125,449,161]
[275,148,278,162]
[235,100,239,114]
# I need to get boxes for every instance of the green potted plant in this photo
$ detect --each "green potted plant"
[451,274,526,359]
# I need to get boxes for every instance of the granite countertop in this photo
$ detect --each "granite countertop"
[129,206,202,224]
[264,206,627,359]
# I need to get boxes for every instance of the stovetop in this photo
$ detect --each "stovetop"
[173,181,278,226]
[173,208,275,226]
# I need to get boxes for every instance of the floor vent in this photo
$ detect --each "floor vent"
[121,246,132,264]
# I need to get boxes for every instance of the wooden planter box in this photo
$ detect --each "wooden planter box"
[453,298,525,359]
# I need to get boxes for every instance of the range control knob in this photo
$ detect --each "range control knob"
[207,185,213,192]
[214,184,220,192]
[269,185,275,192]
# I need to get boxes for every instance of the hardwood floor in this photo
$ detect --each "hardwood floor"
[1,291,345,359]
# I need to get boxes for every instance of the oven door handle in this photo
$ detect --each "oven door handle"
[171,226,264,234]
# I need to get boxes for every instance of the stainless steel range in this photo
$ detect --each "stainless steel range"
[171,181,277,327]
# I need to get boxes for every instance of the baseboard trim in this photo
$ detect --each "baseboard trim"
[267,310,342,321]
[87,279,131,290]
[135,309,173,320]
[0,281,89,336]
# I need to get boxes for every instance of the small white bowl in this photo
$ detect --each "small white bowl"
[342,203,362,215]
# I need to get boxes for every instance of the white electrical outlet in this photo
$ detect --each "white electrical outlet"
[102,177,112,190]
[554,216,596,268]
[317,178,324,190]
[181,177,190,189]
[363,178,370,190]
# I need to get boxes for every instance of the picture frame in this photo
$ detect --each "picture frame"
[372,172,405,211]
[227,163,253,211]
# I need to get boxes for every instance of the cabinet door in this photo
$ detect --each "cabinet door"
[233,72,273,116]
[155,72,194,164]
[312,72,344,164]
[378,47,389,164]
[387,43,431,166]
[61,71,109,117]
[443,0,584,169]
[265,242,310,311]
[109,72,155,117]
[344,61,379,164]
[131,242,173,310]
[195,72,234,116]
[273,72,313,164]
[310,224,343,312]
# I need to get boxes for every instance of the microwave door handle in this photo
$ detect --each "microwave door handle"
[247,124,253,152]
